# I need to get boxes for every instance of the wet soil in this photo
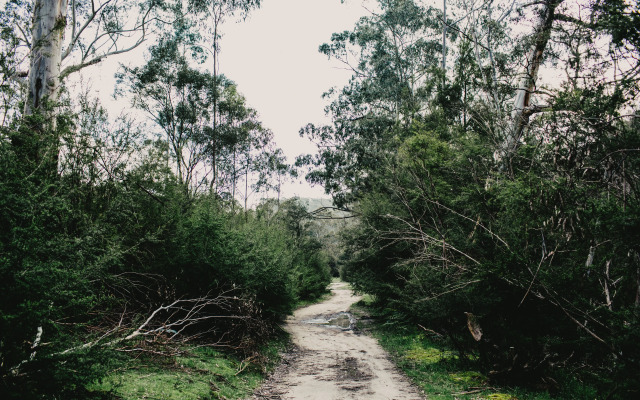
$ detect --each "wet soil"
[249,282,424,400]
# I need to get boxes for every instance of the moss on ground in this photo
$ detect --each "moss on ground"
[350,299,597,400]
[88,340,286,400]
[403,344,456,365]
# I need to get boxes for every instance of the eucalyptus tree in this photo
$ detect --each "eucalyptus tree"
[0,1,26,127]
[256,147,296,203]
[319,0,445,123]
[186,0,260,191]
[0,0,167,176]
[476,0,638,164]
[504,0,563,161]
[187,0,259,77]
[207,78,259,196]
[121,31,287,203]
[199,78,279,204]
[299,0,446,206]
[303,0,640,393]
[452,0,517,124]
[121,32,216,194]
[23,0,164,115]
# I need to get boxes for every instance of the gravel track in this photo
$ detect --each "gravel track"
[250,282,424,400]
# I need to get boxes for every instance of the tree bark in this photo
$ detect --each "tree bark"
[25,0,69,116]
[16,0,155,174]
[442,0,446,74]
[12,0,69,174]
[507,0,562,155]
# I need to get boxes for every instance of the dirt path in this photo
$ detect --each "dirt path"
[250,282,424,400]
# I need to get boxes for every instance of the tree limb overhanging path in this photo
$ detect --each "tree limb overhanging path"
[251,282,423,400]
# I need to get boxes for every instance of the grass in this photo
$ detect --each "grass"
[88,338,287,400]
[370,326,550,400]
[89,283,333,400]
[350,298,594,400]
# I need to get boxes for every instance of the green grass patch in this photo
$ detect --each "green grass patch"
[88,339,287,400]
[349,300,564,400]
[480,394,518,400]
[359,293,376,305]
[448,371,488,386]
[403,345,457,365]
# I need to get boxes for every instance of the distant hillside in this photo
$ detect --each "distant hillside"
[294,197,334,212]
[286,197,353,219]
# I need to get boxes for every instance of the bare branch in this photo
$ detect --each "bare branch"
[61,0,113,61]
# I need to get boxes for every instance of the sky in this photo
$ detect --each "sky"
[76,0,373,200]
[0,0,372,200]
[217,0,372,199]
[4,0,604,202]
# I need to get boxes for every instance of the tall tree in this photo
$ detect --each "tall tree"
[507,0,562,158]
[299,0,446,206]
[187,0,260,189]
[19,0,162,116]
[1,0,164,173]
[304,0,640,395]
[122,31,214,193]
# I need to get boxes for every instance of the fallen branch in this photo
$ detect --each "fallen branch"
[11,290,261,375]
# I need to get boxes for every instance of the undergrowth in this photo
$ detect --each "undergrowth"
[89,281,338,399]
[88,337,287,400]
[350,297,598,400]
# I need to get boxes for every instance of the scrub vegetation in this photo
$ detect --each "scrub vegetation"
[1,0,639,398]
[352,298,597,399]
[0,1,334,398]
[88,339,286,399]
[298,0,640,398]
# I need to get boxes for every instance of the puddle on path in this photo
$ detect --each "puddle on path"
[303,312,356,330]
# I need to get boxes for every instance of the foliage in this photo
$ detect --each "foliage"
[351,299,596,400]
[0,0,319,398]
[249,198,332,305]
[302,0,640,397]
[0,118,128,398]
[0,102,325,399]
[118,28,279,200]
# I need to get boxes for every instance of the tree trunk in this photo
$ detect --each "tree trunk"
[507,0,562,155]
[442,0,446,74]
[15,0,69,175]
[25,0,69,116]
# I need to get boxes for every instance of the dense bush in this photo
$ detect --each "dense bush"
[301,1,640,396]
[0,126,330,398]
[339,119,640,395]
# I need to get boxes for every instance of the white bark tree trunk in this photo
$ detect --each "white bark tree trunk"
[507,0,561,155]
[25,0,69,116]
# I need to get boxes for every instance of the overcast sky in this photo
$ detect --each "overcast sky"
[86,0,373,200]
[1,0,373,200]
[217,0,372,199]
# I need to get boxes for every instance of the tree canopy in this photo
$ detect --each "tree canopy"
[299,0,640,397]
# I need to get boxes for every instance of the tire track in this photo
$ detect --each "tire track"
[250,282,423,400]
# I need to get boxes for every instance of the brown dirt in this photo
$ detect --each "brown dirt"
[250,282,424,399]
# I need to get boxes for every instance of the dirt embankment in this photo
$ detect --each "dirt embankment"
[250,282,423,399]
